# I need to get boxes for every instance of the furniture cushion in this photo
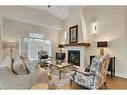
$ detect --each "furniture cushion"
[20,54,40,74]
[13,58,28,75]
[38,50,48,59]
[84,65,90,72]
[20,55,30,73]
[27,61,40,73]
[90,56,103,75]
[12,55,20,61]
[0,56,12,68]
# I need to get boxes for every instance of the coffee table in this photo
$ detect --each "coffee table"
[48,61,74,80]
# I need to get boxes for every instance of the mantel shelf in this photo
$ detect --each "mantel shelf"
[60,43,90,47]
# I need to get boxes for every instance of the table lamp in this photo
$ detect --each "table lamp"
[59,44,64,53]
[97,41,108,56]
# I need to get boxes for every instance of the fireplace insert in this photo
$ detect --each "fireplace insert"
[68,50,80,66]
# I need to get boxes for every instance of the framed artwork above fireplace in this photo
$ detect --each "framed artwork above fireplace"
[69,25,78,43]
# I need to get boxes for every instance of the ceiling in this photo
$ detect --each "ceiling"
[29,6,71,20]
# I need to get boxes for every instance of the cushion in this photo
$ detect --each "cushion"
[90,56,103,75]
[13,58,28,75]
[38,50,48,59]
[27,61,40,73]
[20,55,39,74]
[0,56,12,67]
[12,55,20,62]
[0,56,13,71]
[84,65,90,72]
[40,55,48,59]
[20,55,39,73]
[20,54,29,66]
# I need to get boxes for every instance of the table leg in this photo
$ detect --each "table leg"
[59,69,62,80]
[49,65,53,74]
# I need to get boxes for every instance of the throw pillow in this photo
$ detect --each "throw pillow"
[13,58,28,75]
[20,54,40,74]
[12,55,20,62]
[20,55,30,74]
[27,61,40,73]
[84,66,90,72]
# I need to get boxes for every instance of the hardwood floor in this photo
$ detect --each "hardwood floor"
[106,75,127,89]
[56,75,127,89]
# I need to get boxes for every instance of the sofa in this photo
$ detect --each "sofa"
[0,56,48,89]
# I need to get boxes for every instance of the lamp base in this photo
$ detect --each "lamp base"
[10,48,13,57]
[100,48,104,56]
[60,48,62,53]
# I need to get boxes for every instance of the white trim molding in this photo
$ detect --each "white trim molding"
[108,71,127,79]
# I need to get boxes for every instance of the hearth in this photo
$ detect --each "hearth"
[68,50,80,66]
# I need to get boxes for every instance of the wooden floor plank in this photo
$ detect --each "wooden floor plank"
[56,75,127,89]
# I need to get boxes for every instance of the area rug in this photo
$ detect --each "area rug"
[45,67,74,88]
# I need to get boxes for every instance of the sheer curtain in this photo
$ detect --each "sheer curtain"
[20,33,51,61]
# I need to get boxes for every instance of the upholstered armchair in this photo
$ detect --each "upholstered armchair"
[70,55,110,89]
[0,56,48,89]
[38,50,51,67]
[38,50,48,59]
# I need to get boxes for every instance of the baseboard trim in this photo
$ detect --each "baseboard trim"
[108,71,127,79]
[115,73,127,79]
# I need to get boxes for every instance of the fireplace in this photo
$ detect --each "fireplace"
[68,50,80,66]
[65,46,86,67]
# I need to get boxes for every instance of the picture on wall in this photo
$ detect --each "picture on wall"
[69,25,78,43]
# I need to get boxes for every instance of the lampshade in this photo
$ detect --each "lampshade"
[5,42,16,48]
[97,41,108,48]
[59,44,64,48]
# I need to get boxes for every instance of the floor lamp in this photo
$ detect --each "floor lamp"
[6,42,16,58]
[97,41,108,56]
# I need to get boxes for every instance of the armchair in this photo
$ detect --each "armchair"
[38,50,51,68]
[70,55,110,89]
[0,56,48,89]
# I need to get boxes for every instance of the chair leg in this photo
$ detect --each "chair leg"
[104,82,107,89]
[70,79,73,87]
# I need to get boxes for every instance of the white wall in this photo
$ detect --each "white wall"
[0,6,61,61]
[84,6,127,78]
[59,7,84,44]
[0,6,61,30]
[0,17,3,62]
[0,16,4,62]
[60,6,127,78]
[60,7,89,67]
[3,18,59,59]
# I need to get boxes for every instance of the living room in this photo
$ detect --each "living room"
[0,4,127,92]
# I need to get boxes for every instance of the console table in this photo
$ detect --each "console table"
[90,56,115,78]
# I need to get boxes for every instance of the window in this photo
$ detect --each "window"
[20,33,51,61]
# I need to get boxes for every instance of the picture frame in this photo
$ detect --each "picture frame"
[69,25,78,43]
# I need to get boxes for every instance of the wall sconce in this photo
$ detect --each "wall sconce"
[92,22,97,34]
[64,31,67,40]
